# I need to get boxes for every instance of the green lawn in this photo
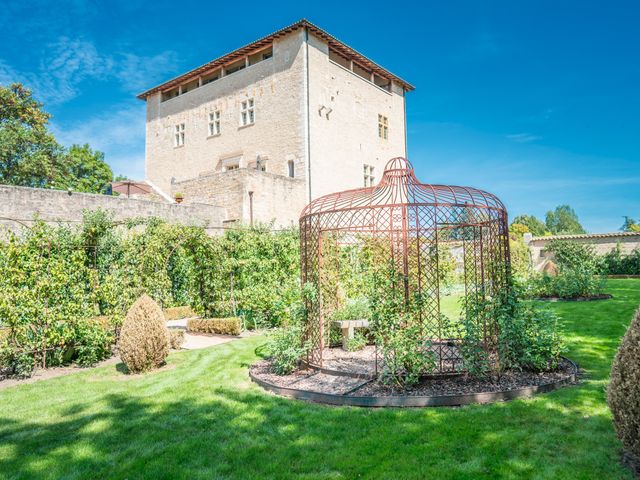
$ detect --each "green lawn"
[1,280,639,480]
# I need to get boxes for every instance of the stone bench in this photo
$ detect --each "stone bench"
[332,319,370,350]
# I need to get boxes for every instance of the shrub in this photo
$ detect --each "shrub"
[118,295,169,373]
[74,320,113,367]
[379,326,436,388]
[345,332,368,352]
[601,245,640,275]
[163,306,197,321]
[168,329,185,349]
[187,318,241,336]
[607,308,640,476]
[529,268,605,299]
[331,297,370,321]
[546,240,601,271]
[461,287,564,376]
[265,323,310,375]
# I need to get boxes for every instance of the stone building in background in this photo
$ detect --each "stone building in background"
[138,19,413,227]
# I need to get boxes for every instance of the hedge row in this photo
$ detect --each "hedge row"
[187,318,242,336]
[163,306,197,321]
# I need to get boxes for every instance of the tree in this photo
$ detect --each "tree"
[509,223,530,238]
[0,83,62,187]
[621,216,640,233]
[545,205,586,235]
[511,215,548,236]
[63,144,113,193]
[0,83,113,193]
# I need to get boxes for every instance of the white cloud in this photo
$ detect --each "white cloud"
[506,133,542,143]
[0,36,177,104]
[115,51,179,94]
[51,102,146,179]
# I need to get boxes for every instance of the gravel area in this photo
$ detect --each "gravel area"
[250,358,576,398]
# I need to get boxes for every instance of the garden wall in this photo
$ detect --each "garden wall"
[0,185,227,233]
[526,232,640,268]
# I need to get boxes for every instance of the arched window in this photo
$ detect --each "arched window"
[288,160,295,178]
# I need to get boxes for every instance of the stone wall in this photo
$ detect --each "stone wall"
[525,232,640,268]
[173,168,306,227]
[0,185,226,234]
[307,32,407,199]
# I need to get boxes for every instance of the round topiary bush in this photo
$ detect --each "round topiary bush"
[607,307,640,476]
[118,294,169,373]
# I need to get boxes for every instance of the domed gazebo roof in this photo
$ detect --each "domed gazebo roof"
[300,157,506,219]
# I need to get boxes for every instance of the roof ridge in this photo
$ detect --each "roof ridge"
[137,19,414,99]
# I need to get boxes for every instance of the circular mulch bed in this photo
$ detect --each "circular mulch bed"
[249,357,578,407]
[537,294,613,302]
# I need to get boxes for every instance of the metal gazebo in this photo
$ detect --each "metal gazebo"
[299,157,511,375]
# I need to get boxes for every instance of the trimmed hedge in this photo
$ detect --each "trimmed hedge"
[168,329,185,349]
[187,318,241,336]
[163,306,197,321]
[118,295,169,373]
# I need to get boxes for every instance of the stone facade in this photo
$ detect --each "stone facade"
[140,20,412,227]
[0,185,226,234]
[172,168,305,226]
[524,232,640,269]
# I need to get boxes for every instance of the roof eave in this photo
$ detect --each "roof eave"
[136,19,414,100]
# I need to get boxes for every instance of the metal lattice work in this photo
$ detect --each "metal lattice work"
[299,157,511,376]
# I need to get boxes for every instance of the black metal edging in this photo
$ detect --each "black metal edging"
[249,357,578,408]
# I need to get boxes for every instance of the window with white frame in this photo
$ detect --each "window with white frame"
[208,111,221,136]
[174,123,185,147]
[240,98,255,126]
[363,164,375,187]
[378,115,388,139]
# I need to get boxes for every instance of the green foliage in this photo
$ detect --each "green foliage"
[0,221,105,376]
[330,297,370,321]
[530,240,605,298]
[378,326,436,388]
[530,269,605,299]
[345,332,368,352]
[547,240,600,271]
[0,83,112,193]
[368,260,437,388]
[63,144,113,194]
[509,234,532,280]
[0,211,302,377]
[511,215,548,236]
[73,320,113,367]
[600,244,640,275]
[621,216,640,233]
[545,205,586,235]
[265,323,311,375]
[461,287,564,376]
[0,83,62,189]
[264,282,316,375]
[195,224,300,328]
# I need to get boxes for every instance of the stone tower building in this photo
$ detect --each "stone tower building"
[138,19,413,227]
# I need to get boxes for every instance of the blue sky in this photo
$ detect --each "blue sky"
[1,0,638,232]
